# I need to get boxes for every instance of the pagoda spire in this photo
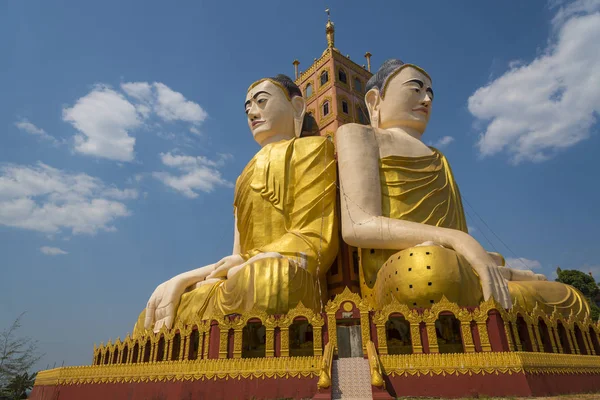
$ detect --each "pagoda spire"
[325,8,336,50]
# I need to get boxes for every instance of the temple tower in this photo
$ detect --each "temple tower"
[293,10,373,298]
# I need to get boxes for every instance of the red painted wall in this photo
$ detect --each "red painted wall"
[30,376,319,400]
[385,372,600,398]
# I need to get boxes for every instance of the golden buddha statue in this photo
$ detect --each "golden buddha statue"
[135,75,338,335]
[335,59,589,319]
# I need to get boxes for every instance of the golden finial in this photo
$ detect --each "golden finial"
[325,8,335,49]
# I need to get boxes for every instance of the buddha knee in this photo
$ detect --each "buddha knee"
[375,245,483,308]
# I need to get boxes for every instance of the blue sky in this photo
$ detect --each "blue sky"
[1,0,599,370]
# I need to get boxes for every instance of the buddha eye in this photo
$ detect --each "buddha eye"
[257,98,267,104]
[414,88,420,93]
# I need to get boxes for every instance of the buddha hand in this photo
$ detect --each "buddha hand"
[206,254,246,279]
[449,231,513,309]
[145,263,217,332]
[207,252,285,280]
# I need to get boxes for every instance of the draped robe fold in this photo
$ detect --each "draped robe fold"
[366,148,589,319]
[134,136,338,335]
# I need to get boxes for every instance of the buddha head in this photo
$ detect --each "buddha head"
[245,74,318,146]
[365,59,434,135]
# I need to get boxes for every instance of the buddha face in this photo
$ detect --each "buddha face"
[367,66,434,134]
[245,80,304,146]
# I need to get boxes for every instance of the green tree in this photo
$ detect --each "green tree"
[1,372,37,399]
[0,313,42,388]
[555,267,600,321]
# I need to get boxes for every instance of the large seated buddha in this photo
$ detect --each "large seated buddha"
[135,74,338,335]
[335,59,589,319]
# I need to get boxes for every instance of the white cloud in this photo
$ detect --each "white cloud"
[551,0,600,27]
[63,82,207,162]
[63,85,141,162]
[14,119,58,144]
[430,136,454,148]
[505,257,543,270]
[40,246,68,256]
[153,152,232,198]
[121,81,207,126]
[153,83,207,124]
[120,82,153,103]
[468,3,600,163]
[0,162,136,235]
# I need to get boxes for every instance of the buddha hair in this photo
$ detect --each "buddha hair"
[366,59,431,99]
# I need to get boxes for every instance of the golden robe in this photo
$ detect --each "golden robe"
[135,137,338,335]
[367,149,589,319]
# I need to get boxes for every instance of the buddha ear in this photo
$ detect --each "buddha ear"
[365,88,381,128]
[291,96,306,137]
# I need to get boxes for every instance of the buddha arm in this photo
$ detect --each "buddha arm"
[337,124,512,308]
[336,123,464,250]
[240,138,338,277]
[232,209,241,255]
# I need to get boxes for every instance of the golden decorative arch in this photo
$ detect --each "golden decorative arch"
[278,302,325,357]
[422,296,474,353]
[508,298,534,324]
[422,296,471,323]
[472,297,508,352]
[325,287,371,354]
[216,305,277,359]
[508,300,542,352]
[531,303,553,326]
[530,303,559,353]
[372,297,422,355]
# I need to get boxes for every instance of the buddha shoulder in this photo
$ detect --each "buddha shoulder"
[291,135,335,158]
[335,123,378,152]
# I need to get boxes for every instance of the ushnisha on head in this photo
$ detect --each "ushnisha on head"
[365,59,434,134]
[245,74,318,147]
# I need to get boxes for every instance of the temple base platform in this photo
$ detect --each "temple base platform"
[30,352,600,399]
[31,289,600,399]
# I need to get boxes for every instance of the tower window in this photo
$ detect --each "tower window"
[323,101,330,116]
[320,70,329,86]
[357,106,367,124]
[354,77,362,92]
[338,69,347,84]
[305,83,313,98]
[342,101,349,114]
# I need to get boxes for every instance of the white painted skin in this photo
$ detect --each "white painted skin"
[144,80,306,332]
[336,66,545,311]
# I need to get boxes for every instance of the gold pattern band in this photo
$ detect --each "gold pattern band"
[35,356,320,386]
[35,351,600,388]
[381,352,600,377]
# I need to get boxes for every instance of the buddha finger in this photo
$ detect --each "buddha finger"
[144,301,157,329]
[163,315,174,330]
[478,266,493,300]
[489,266,503,302]
[196,277,224,288]
[493,267,511,308]
[207,265,230,279]
[153,319,165,334]
[155,301,173,321]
